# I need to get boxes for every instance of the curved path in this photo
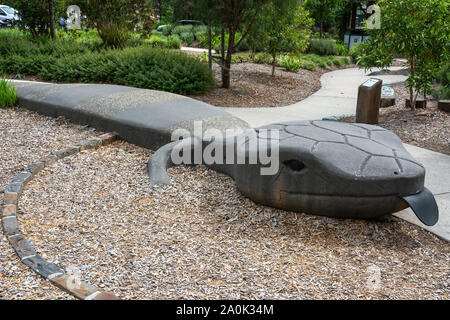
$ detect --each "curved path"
[225,67,408,127]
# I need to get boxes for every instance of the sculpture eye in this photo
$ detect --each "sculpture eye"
[284,160,305,172]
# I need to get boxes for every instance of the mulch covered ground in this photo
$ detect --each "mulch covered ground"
[0,107,98,300]
[1,108,448,300]
[340,82,450,155]
[190,62,355,108]
[1,64,448,300]
[19,140,450,300]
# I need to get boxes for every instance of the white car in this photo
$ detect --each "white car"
[0,5,19,22]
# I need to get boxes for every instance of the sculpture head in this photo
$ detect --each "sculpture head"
[233,121,437,225]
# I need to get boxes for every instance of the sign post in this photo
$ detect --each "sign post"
[356,78,382,124]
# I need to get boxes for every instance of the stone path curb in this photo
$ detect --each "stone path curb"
[1,133,121,300]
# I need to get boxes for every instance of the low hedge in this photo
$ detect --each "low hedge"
[39,46,215,95]
[215,52,351,73]
[0,30,213,95]
[308,39,339,56]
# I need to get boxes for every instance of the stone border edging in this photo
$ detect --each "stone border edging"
[1,132,121,300]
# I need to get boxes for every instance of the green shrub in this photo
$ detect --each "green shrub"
[339,56,351,65]
[0,54,57,75]
[179,32,195,45]
[304,54,327,67]
[143,35,181,49]
[349,45,361,63]
[249,52,272,64]
[317,60,328,68]
[330,56,343,66]
[144,35,167,48]
[39,46,215,95]
[0,29,213,95]
[433,63,450,99]
[200,32,249,52]
[0,33,91,59]
[335,42,349,56]
[172,25,194,35]
[162,25,173,36]
[193,25,207,38]
[97,23,130,48]
[171,24,207,44]
[297,59,316,71]
[198,34,210,49]
[57,29,103,49]
[326,56,335,67]
[308,39,339,56]
[0,76,18,108]
[278,56,302,72]
[231,53,252,64]
[166,36,181,49]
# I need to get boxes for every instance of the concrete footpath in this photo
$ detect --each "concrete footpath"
[398,145,450,241]
[226,67,407,127]
[224,67,450,241]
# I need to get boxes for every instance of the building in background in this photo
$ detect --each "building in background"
[344,0,378,49]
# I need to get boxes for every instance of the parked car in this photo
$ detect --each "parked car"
[157,20,205,32]
[0,15,11,27]
[0,5,19,22]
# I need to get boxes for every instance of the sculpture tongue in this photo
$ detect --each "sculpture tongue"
[401,187,439,226]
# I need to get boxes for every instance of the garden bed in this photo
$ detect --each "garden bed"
[0,107,98,300]
[0,30,212,95]
[190,62,355,108]
[17,137,450,300]
[1,104,449,300]
[340,82,450,155]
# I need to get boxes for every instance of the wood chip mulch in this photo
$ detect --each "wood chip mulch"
[190,62,355,108]
[340,82,450,155]
[19,141,450,300]
[0,107,98,300]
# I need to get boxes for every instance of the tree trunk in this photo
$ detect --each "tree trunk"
[222,28,235,89]
[272,53,276,77]
[409,55,416,111]
[222,30,236,88]
[222,27,237,89]
[49,0,56,40]
[220,28,225,82]
[320,20,323,39]
[207,24,212,71]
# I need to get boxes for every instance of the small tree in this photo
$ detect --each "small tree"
[249,0,313,76]
[357,0,449,110]
[9,0,51,37]
[74,0,148,48]
[305,0,347,38]
[194,0,275,88]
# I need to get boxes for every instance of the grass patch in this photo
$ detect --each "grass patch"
[0,76,18,108]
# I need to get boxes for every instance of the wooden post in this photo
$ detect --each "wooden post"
[356,78,382,124]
